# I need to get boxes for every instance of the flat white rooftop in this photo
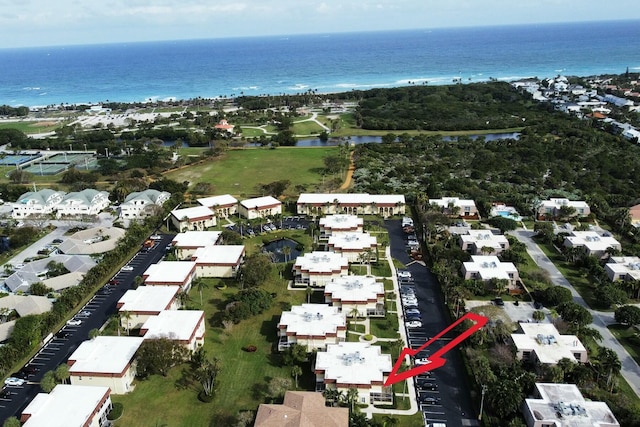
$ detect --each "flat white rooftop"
[463,255,517,281]
[69,336,144,375]
[240,195,281,209]
[117,285,180,313]
[316,342,391,386]
[297,193,404,205]
[565,231,621,252]
[429,197,476,208]
[279,304,346,337]
[541,198,589,210]
[328,232,377,250]
[524,383,619,427]
[320,214,363,230]
[171,205,215,220]
[324,275,383,303]
[192,245,245,264]
[22,384,110,427]
[142,310,205,341]
[197,194,238,207]
[143,261,196,284]
[294,251,349,274]
[511,323,586,365]
[460,230,508,250]
[606,256,640,280]
[172,231,222,248]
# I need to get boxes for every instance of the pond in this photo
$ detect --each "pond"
[262,238,302,263]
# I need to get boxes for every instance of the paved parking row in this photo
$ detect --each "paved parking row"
[225,216,310,237]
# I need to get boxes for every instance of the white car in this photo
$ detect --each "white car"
[14,263,25,270]
[121,265,134,271]
[397,270,412,278]
[77,310,91,317]
[4,377,26,386]
[150,234,162,240]
[406,320,422,328]
[414,357,431,366]
[402,299,418,305]
[66,319,82,326]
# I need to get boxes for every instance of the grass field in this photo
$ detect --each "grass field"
[608,324,640,366]
[165,146,337,197]
[291,120,324,136]
[0,120,62,134]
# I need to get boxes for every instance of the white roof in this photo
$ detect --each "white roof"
[541,198,589,210]
[565,231,620,253]
[192,245,245,264]
[278,304,346,337]
[324,275,384,303]
[22,385,110,427]
[511,323,586,365]
[524,383,619,427]
[240,196,281,209]
[143,261,196,284]
[460,230,508,250]
[294,251,349,274]
[463,255,517,281]
[606,256,640,280]
[197,194,238,207]
[328,232,377,251]
[315,342,392,386]
[172,231,222,248]
[297,193,405,205]
[320,214,363,231]
[142,310,204,341]
[117,285,180,313]
[69,336,144,375]
[429,197,476,208]
[171,205,215,220]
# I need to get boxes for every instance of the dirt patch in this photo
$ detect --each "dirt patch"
[31,121,58,127]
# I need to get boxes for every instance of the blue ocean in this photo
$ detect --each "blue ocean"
[1,20,639,107]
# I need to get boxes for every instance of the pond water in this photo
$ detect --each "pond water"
[262,238,302,263]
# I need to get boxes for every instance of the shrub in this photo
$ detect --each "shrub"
[364,334,373,341]
[244,345,257,352]
[107,402,124,420]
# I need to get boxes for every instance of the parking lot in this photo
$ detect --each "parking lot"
[0,233,176,421]
[225,215,309,237]
[389,218,477,427]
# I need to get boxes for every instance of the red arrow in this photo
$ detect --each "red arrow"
[384,312,488,386]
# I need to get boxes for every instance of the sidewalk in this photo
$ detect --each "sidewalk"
[512,229,640,398]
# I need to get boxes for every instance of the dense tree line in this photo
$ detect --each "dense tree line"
[0,105,29,117]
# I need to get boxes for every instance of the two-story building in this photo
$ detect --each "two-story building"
[171,206,216,231]
[428,197,479,219]
[191,245,245,278]
[458,230,509,256]
[140,310,206,353]
[197,194,238,218]
[255,391,348,427]
[314,342,393,405]
[327,232,377,263]
[119,189,170,219]
[324,275,385,317]
[68,336,144,394]
[277,304,347,352]
[537,198,590,220]
[462,255,519,287]
[142,261,197,293]
[238,196,282,219]
[170,230,222,260]
[297,193,405,217]
[563,231,621,258]
[12,189,65,218]
[511,322,588,367]
[293,252,350,288]
[605,256,640,282]
[319,214,364,242]
[117,285,181,330]
[55,189,110,217]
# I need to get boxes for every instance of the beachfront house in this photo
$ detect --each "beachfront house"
[170,206,216,231]
[314,342,393,405]
[119,189,170,219]
[277,304,347,352]
[292,251,350,288]
[324,275,385,317]
[68,336,144,394]
[297,193,405,217]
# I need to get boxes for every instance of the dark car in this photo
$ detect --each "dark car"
[21,365,38,375]
[406,315,422,322]
[534,301,543,309]
[494,297,505,306]
[419,396,441,405]
[0,388,10,399]
[52,238,64,244]
[55,331,70,339]
[10,371,27,380]
[418,381,438,391]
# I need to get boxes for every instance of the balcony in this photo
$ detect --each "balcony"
[277,337,292,352]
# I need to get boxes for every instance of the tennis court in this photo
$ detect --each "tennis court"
[0,154,42,166]
[23,162,68,176]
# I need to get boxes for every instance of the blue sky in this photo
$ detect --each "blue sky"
[1,0,639,48]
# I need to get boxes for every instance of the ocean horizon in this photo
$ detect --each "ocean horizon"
[1,19,639,108]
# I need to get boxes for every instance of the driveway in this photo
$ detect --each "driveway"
[512,229,640,397]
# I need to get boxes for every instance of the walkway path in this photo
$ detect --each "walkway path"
[512,229,640,397]
[339,151,355,190]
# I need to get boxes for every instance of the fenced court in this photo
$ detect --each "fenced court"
[0,153,42,166]
[21,152,98,175]
[23,162,68,176]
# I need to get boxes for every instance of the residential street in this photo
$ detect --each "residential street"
[512,229,640,398]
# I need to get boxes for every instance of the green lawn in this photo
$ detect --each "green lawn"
[113,270,310,426]
[291,120,324,136]
[608,324,640,366]
[240,127,268,138]
[0,120,63,134]
[369,317,400,339]
[165,146,336,197]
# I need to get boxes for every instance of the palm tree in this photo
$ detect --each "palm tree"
[323,388,341,407]
[349,306,360,319]
[121,310,132,335]
[282,245,292,263]
[192,277,208,306]
[291,365,303,389]
[597,348,621,391]
[343,388,359,414]
[305,286,314,304]
[382,415,399,427]
[54,364,70,385]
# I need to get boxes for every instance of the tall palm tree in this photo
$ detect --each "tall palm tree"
[597,348,621,391]
[343,388,359,414]
[291,365,303,389]
[192,277,208,306]
[282,245,292,263]
[305,286,314,304]
[121,310,132,335]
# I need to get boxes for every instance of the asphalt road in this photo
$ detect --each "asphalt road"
[386,219,478,427]
[0,233,175,421]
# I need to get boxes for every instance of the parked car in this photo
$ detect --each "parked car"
[419,396,441,405]
[418,381,438,391]
[21,366,38,375]
[120,265,134,272]
[77,310,91,317]
[52,238,64,244]
[405,308,421,316]
[66,319,82,326]
[494,297,505,306]
[4,377,26,387]
[55,331,70,339]
[414,357,431,366]
[406,320,422,328]
[397,270,412,279]
[0,388,10,398]
[406,315,422,322]
[150,234,162,240]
